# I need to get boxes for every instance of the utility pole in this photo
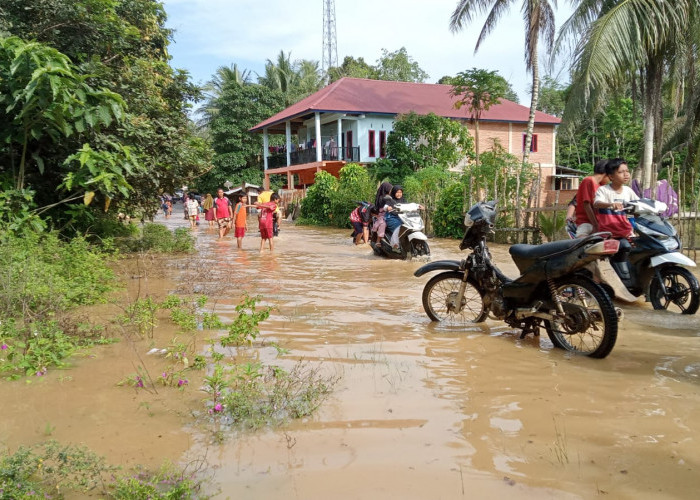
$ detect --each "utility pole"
[321,0,338,76]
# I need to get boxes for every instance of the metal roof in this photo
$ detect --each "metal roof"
[250,77,562,134]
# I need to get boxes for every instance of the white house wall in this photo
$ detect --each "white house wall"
[356,115,394,163]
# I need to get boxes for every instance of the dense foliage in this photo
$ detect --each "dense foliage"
[198,83,284,191]
[328,47,429,83]
[0,0,211,235]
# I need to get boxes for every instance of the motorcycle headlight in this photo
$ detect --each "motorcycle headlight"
[661,237,679,251]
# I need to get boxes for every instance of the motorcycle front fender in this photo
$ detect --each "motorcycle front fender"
[650,252,697,268]
[407,231,429,242]
[413,259,462,277]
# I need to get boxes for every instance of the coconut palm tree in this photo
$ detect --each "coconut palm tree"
[196,63,252,130]
[450,0,558,164]
[558,0,696,190]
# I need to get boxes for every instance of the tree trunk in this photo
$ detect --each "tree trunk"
[520,38,540,227]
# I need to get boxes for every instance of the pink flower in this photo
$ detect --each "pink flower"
[177,379,188,387]
[213,403,223,412]
[0,344,8,350]
[162,372,167,378]
[135,377,144,388]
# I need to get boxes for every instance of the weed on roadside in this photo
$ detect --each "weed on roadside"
[0,441,213,499]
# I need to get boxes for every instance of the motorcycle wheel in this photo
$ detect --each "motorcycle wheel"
[544,276,618,359]
[649,266,700,314]
[411,240,430,257]
[422,271,488,324]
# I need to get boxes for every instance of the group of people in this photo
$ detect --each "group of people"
[177,189,282,251]
[566,158,638,240]
[566,158,639,284]
[349,181,417,248]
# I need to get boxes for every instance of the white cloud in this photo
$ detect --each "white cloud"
[162,0,573,101]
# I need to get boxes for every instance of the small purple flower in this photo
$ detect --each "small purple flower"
[0,344,8,350]
[177,379,188,387]
[213,403,223,412]
[162,372,168,378]
[135,376,144,388]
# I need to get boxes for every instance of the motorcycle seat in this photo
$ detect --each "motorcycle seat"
[509,234,603,260]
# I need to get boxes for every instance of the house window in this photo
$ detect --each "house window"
[368,130,376,157]
[554,177,575,190]
[379,130,387,158]
[522,133,538,152]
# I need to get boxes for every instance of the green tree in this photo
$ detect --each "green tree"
[258,50,324,107]
[371,112,475,185]
[450,67,510,166]
[450,0,558,165]
[203,83,284,191]
[440,72,519,103]
[328,56,378,82]
[536,75,566,117]
[197,64,252,130]
[558,0,695,190]
[0,0,211,230]
[374,47,429,83]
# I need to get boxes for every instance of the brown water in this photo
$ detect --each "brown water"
[2,207,700,499]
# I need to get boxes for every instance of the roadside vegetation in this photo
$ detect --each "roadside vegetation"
[0,441,213,499]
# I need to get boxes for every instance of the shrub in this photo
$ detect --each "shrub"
[329,164,375,228]
[433,182,468,238]
[298,170,338,225]
[116,223,195,253]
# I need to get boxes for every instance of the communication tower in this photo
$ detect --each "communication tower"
[322,0,338,73]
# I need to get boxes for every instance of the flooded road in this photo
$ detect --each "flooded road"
[2,208,700,499]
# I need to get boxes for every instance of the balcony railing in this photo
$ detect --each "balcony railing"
[266,146,360,169]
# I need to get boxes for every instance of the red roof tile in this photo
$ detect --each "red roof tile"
[250,77,561,133]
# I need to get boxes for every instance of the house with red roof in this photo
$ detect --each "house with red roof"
[250,77,569,205]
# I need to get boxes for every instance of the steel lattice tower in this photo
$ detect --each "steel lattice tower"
[322,0,338,73]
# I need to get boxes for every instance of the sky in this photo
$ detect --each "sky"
[161,0,575,104]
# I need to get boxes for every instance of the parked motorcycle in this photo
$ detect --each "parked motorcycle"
[370,203,430,260]
[415,201,621,358]
[568,199,699,314]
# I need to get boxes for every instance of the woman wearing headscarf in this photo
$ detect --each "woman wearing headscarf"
[383,185,405,236]
[202,193,215,228]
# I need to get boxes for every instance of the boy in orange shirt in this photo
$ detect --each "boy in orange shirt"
[233,193,249,249]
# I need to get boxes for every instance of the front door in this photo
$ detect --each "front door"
[345,130,353,159]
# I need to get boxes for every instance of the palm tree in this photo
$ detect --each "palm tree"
[450,0,558,165]
[196,63,252,130]
[558,0,695,190]
[258,50,323,107]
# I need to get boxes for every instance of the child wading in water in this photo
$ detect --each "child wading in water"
[233,193,249,249]
[256,193,280,252]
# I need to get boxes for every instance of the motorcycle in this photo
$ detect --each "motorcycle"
[414,201,621,358]
[370,203,430,260]
[581,198,699,314]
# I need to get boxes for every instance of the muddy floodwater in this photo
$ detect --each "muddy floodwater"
[2,207,700,499]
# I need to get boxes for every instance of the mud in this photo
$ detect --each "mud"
[2,205,700,499]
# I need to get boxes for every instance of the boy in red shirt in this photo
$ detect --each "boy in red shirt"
[212,189,233,238]
[255,193,280,252]
[574,159,609,237]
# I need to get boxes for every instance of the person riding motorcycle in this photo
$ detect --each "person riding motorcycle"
[372,181,393,240]
[593,158,639,286]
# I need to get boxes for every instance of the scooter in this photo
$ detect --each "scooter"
[370,203,430,260]
[415,201,621,358]
[583,199,699,314]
